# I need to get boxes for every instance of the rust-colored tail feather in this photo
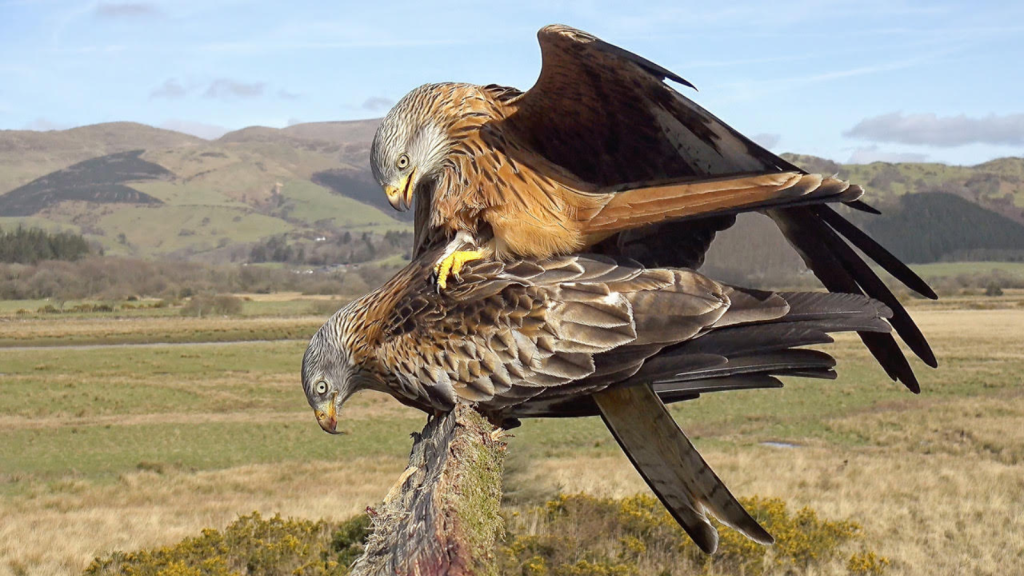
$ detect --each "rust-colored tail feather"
[583,172,861,236]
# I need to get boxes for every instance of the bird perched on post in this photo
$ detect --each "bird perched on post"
[301,250,902,553]
[371,25,861,289]
[370,24,938,393]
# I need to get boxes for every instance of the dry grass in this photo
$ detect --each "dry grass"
[0,314,323,346]
[512,431,1024,575]
[1,304,1022,575]
[0,458,406,576]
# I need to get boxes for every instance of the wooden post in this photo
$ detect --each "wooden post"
[350,404,507,576]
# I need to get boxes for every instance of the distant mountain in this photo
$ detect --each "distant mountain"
[1,121,1021,267]
[863,192,1024,263]
[782,153,1024,225]
[281,119,381,144]
[0,122,203,194]
[0,121,405,261]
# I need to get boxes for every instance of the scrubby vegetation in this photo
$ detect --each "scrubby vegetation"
[248,230,411,266]
[83,512,371,576]
[180,294,245,317]
[0,256,398,300]
[498,493,880,576]
[0,225,93,263]
[83,495,886,576]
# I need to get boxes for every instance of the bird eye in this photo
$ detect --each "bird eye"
[315,381,328,395]
[396,154,410,169]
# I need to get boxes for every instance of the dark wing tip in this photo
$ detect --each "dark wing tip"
[538,23,697,90]
[847,199,883,215]
[592,38,697,89]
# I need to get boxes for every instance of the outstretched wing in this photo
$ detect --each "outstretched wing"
[494,24,935,391]
[503,25,789,183]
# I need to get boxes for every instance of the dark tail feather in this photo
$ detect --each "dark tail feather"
[814,205,937,300]
[594,383,773,554]
[770,207,925,392]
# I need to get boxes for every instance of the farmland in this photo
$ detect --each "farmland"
[1,292,1023,575]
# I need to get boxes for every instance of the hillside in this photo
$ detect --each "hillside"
[863,192,1024,263]
[0,122,203,194]
[0,122,407,261]
[1,121,1021,266]
[782,153,1024,225]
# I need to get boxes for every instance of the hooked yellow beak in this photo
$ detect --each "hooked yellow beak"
[385,169,415,212]
[314,399,340,434]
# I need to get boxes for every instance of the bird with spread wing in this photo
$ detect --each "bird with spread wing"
[302,251,906,553]
[371,23,937,393]
[373,25,858,285]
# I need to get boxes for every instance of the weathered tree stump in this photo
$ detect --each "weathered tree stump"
[350,404,507,576]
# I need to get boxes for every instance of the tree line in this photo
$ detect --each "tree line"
[0,226,93,264]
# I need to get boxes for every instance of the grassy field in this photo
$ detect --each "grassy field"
[0,293,348,346]
[903,260,1024,279]
[1,295,1023,575]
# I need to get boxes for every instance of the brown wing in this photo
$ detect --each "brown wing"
[375,253,742,412]
[496,24,935,391]
[373,252,894,414]
[503,25,793,184]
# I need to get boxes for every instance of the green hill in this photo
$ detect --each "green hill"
[0,122,407,261]
[782,153,1024,225]
[1,121,1021,266]
[862,192,1024,263]
[0,122,203,194]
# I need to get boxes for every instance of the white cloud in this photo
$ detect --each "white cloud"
[362,96,395,112]
[150,78,188,99]
[94,2,161,18]
[159,119,231,140]
[844,112,1024,147]
[847,145,930,164]
[203,79,266,99]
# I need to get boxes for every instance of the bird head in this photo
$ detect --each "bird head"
[301,311,374,434]
[370,84,453,212]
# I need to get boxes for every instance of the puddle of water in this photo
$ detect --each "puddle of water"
[760,441,800,449]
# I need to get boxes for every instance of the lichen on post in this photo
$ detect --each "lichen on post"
[350,403,507,576]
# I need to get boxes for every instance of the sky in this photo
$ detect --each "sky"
[0,0,1022,165]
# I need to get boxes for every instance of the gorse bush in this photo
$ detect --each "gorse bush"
[85,496,887,576]
[83,512,370,576]
[498,494,884,576]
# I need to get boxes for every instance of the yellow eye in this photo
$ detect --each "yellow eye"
[396,154,409,169]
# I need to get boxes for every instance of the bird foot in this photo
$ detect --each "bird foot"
[434,249,484,290]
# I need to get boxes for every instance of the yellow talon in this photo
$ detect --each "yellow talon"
[434,249,484,290]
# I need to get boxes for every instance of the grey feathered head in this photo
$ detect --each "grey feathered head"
[370,83,453,211]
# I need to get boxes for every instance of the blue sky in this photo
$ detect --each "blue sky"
[1,0,1022,165]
